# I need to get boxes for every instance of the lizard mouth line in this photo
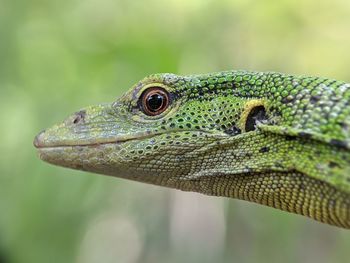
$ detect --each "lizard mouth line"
[35,138,133,149]
[34,133,159,149]
[34,130,221,149]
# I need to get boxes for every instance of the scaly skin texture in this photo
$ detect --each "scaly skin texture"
[34,71,350,228]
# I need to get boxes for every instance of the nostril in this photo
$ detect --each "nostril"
[73,116,81,124]
[73,110,86,124]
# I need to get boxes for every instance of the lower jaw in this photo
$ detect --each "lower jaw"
[36,143,120,170]
[35,143,144,180]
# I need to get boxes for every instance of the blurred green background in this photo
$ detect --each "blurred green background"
[1,0,350,262]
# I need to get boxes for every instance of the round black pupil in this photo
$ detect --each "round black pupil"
[147,93,164,112]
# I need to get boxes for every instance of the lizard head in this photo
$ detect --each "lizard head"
[34,71,350,227]
[34,72,268,189]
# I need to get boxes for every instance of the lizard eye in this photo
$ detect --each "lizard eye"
[140,87,170,116]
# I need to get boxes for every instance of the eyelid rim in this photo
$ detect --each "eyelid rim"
[134,82,174,97]
[141,87,170,116]
[132,84,180,122]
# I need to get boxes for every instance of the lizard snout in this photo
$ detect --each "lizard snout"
[33,130,46,148]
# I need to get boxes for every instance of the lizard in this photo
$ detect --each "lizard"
[34,70,350,229]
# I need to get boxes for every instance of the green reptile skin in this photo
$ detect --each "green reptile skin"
[34,71,350,228]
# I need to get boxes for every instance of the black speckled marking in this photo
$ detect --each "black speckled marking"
[259,146,270,153]
[330,139,348,149]
[310,95,321,104]
[298,132,313,139]
[224,125,241,136]
[329,161,341,168]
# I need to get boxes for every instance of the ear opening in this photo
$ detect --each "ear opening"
[245,105,267,131]
[239,100,267,132]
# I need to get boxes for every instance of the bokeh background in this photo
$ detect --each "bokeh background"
[1,0,350,262]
